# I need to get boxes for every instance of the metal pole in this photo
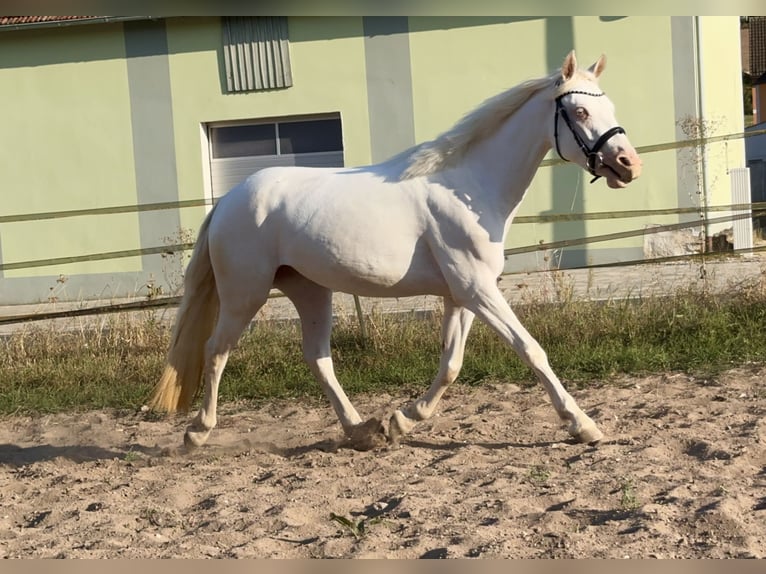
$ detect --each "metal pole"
[353,294,367,342]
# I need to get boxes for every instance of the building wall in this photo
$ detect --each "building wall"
[698,17,747,236]
[0,16,748,305]
[0,23,141,284]
[165,17,374,232]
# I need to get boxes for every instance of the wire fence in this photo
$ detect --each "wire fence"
[2,126,766,326]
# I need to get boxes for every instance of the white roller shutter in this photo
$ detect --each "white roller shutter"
[208,115,344,199]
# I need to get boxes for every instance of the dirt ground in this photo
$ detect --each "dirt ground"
[0,366,764,559]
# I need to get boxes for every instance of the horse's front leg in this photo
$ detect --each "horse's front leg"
[458,278,603,444]
[389,298,475,444]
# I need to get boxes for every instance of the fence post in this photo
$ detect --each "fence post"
[352,294,367,342]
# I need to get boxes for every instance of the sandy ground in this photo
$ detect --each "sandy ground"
[0,366,763,559]
[1,255,765,559]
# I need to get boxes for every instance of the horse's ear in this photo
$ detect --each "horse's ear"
[588,54,607,78]
[561,50,577,81]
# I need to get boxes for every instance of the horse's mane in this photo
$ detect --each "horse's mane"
[399,69,596,179]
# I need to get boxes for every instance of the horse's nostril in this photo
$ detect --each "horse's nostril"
[618,155,632,167]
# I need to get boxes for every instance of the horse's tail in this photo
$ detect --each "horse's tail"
[147,205,220,413]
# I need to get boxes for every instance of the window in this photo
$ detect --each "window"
[278,119,343,154]
[208,115,344,199]
[211,124,277,158]
[222,16,292,92]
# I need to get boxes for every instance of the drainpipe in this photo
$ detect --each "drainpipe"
[695,16,713,251]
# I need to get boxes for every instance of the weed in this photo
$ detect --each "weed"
[329,512,382,540]
[144,277,164,301]
[139,507,176,528]
[160,227,196,295]
[47,275,69,303]
[139,507,179,529]
[714,484,729,497]
[123,450,140,463]
[619,476,641,511]
[528,465,550,485]
[675,113,726,264]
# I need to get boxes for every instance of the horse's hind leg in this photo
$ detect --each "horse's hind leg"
[389,297,475,444]
[184,293,268,448]
[275,267,384,449]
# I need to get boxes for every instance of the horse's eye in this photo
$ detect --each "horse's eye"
[575,107,589,121]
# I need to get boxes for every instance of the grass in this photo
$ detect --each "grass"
[3,279,766,415]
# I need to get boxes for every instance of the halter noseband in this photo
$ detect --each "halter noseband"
[554,89,626,184]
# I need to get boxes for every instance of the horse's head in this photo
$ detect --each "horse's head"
[551,51,642,189]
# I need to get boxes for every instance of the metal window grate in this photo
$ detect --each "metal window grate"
[223,16,292,92]
[750,17,766,80]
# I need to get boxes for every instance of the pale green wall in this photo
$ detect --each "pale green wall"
[565,16,681,259]
[0,24,142,278]
[408,18,550,144]
[699,16,747,235]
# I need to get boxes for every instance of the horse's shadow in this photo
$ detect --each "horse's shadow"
[0,442,167,467]
[0,435,585,467]
[0,438,343,467]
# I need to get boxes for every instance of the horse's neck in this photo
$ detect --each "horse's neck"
[460,96,551,224]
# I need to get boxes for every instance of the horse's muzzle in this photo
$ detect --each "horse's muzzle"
[599,148,642,187]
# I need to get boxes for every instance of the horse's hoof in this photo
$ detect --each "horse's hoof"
[569,422,604,444]
[183,433,199,450]
[387,416,402,448]
[387,410,414,447]
[184,428,210,449]
[347,417,386,451]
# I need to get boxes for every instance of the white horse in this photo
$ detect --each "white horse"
[149,51,642,450]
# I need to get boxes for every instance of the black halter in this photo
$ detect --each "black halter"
[554,89,626,183]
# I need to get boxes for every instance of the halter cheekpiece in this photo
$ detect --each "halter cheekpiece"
[554,89,626,183]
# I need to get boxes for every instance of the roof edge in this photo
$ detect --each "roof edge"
[0,16,157,31]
